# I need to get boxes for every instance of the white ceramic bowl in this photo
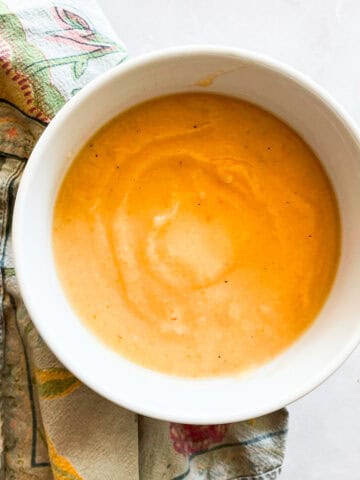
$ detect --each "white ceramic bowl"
[13,46,360,424]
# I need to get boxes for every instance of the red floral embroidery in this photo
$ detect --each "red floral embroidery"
[50,7,114,54]
[169,423,227,456]
[6,126,18,139]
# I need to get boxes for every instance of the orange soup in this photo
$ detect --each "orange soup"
[53,93,340,377]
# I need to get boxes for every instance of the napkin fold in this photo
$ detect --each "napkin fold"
[0,1,288,478]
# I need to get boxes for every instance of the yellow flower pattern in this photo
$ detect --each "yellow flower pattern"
[48,438,84,480]
[35,368,81,399]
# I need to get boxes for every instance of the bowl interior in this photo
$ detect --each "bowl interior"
[14,48,360,423]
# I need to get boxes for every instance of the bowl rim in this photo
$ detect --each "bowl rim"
[13,45,360,423]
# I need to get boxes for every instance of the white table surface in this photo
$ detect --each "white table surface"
[98,1,360,478]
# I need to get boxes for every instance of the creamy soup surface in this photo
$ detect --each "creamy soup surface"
[53,93,340,377]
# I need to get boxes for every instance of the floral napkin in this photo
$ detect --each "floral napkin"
[0,1,288,479]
